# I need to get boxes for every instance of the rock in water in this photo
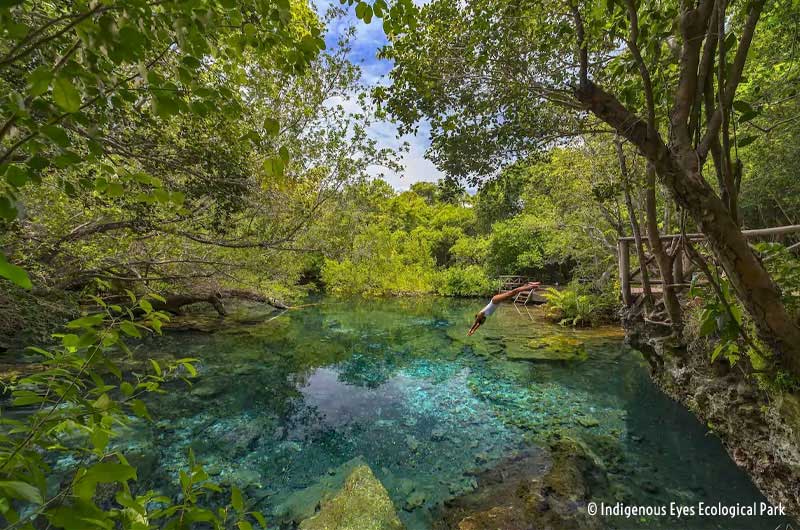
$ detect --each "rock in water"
[299,465,405,530]
[507,335,588,362]
[273,457,367,523]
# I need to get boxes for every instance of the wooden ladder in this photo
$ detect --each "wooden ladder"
[513,288,536,320]
[513,289,536,306]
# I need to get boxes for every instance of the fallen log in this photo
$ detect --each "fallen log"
[216,289,289,310]
[153,290,289,316]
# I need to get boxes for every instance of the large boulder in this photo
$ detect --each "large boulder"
[299,465,405,530]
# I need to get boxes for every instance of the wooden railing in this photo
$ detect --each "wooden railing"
[497,275,537,292]
[617,225,800,308]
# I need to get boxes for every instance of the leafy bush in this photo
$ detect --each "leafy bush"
[0,288,265,529]
[320,225,437,296]
[435,265,497,297]
[755,242,800,317]
[542,283,617,327]
[685,271,799,394]
[688,275,757,367]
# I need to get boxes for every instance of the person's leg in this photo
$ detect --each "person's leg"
[491,282,540,304]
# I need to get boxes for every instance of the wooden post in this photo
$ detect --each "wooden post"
[618,239,632,305]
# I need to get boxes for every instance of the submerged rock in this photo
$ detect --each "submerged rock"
[430,428,447,441]
[190,381,223,399]
[456,506,530,530]
[273,457,367,523]
[507,335,588,362]
[435,439,607,530]
[403,489,426,511]
[299,465,405,530]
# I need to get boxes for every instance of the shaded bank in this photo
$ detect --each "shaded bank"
[625,317,800,518]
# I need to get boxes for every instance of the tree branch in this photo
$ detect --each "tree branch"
[698,0,767,158]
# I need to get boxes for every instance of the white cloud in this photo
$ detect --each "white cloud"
[315,3,443,190]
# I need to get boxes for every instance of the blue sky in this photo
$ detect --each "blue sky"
[316,1,444,190]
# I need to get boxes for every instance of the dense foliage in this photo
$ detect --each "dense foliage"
[320,142,634,300]
[2,0,800,527]
[0,2,396,528]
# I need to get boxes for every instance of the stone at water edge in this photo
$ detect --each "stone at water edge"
[299,465,405,530]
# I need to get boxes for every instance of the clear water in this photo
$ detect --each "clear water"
[118,297,794,529]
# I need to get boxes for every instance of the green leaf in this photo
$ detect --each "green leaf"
[264,117,280,136]
[738,110,759,123]
[27,67,53,97]
[153,95,180,118]
[150,359,162,376]
[139,299,153,313]
[74,462,137,500]
[231,486,244,512]
[182,361,197,377]
[91,428,109,452]
[251,511,267,528]
[52,76,82,113]
[41,125,70,147]
[737,135,757,148]
[0,481,43,504]
[107,182,124,197]
[131,399,151,420]
[119,321,141,338]
[5,164,28,187]
[732,100,753,114]
[699,310,717,336]
[238,521,254,530]
[0,253,32,289]
[120,381,134,397]
[710,342,726,363]
[94,177,108,191]
[154,189,170,203]
[66,313,105,329]
[12,390,44,406]
[0,195,18,220]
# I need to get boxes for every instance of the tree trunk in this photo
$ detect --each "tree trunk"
[616,139,653,312]
[575,80,800,377]
[644,164,682,329]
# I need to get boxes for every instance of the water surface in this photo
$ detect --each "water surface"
[120,297,792,529]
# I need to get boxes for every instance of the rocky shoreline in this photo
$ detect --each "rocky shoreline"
[624,317,800,518]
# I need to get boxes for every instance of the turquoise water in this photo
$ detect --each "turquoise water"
[119,297,793,529]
